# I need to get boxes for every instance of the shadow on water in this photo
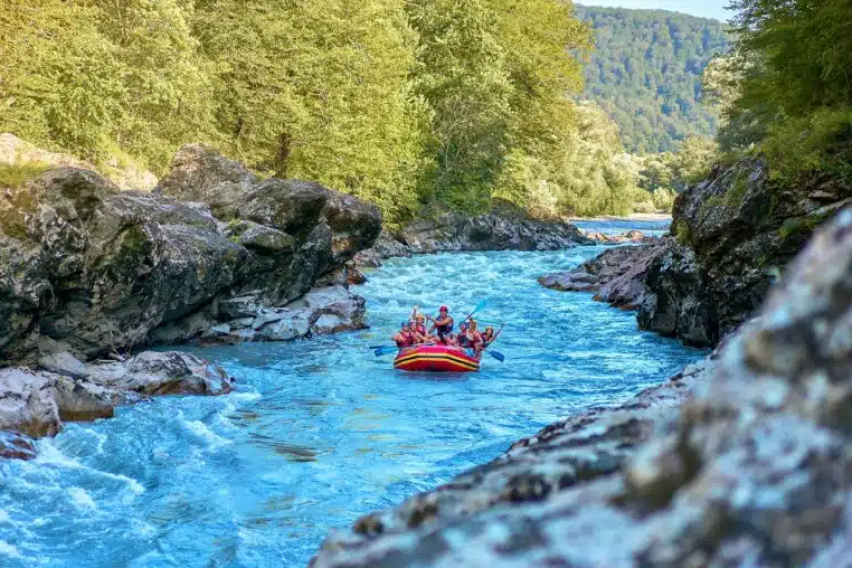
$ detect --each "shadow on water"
[0,245,705,568]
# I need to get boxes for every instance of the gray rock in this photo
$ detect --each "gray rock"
[256,316,310,342]
[637,157,852,346]
[0,367,62,437]
[252,309,287,330]
[312,314,344,335]
[229,317,255,330]
[155,144,258,220]
[225,220,295,253]
[201,323,231,340]
[218,295,260,320]
[353,215,593,269]
[540,243,667,310]
[227,329,257,343]
[84,351,234,397]
[38,350,88,380]
[0,146,382,364]
[147,309,217,344]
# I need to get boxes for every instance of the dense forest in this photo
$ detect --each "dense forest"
[0,0,664,223]
[576,5,730,154]
[717,0,852,189]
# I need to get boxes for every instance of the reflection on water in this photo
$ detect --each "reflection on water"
[0,245,704,568]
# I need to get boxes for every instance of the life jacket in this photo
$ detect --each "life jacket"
[413,323,427,337]
[457,331,472,348]
[435,316,453,335]
[395,331,416,348]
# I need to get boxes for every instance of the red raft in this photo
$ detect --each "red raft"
[394,345,480,373]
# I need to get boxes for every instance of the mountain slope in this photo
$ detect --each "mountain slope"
[576,5,731,153]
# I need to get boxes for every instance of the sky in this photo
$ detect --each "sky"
[579,0,732,22]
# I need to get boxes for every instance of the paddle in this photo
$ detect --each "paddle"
[463,299,488,323]
[487,349,506,363]
[373,347,397,357]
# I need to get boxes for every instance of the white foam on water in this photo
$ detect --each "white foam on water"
[0,540,22,559]
[230,390,262,402]
[68,487,98,511]
[35,441,145,495]
[184,420,232,449]
[0,509,10,524]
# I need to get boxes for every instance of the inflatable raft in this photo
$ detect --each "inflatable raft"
[394,345,480,373]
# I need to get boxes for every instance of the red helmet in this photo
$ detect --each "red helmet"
[439,305,448,312]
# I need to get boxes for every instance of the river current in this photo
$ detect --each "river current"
[0,219,702,567]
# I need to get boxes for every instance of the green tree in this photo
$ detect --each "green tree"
[90,0,215,171]
[407,0,513,212]
[0,0,125,160]
[196,0,427,220]
[722,0,852,184]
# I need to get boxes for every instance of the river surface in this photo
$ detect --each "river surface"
[0,236,705,568]
[572,217,671,237]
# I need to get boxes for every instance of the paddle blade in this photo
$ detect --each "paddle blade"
[488,350,505,363]
[374,347,396,357]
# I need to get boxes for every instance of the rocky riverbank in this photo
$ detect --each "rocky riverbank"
[352,212,595,270]
[312,204,852,568]
[0,143,384,458]
[642,158,847,346]
[0,144,381,366]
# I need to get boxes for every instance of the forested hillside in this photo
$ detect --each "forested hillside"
[0,0,657,223]
[576,5,730,153]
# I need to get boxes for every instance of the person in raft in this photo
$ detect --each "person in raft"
[393,322,416,348]
[427,305,454,344]
[409,308,431,343]
[480,325,503,349]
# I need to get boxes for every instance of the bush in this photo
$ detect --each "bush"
[0,162,50,189]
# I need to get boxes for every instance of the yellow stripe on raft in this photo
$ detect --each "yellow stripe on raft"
[394,353,480,371]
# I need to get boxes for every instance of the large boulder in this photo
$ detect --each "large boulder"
[0,146,382,363]
[637,157,852,345]
[155,144,258,219]
[311,205,852,568]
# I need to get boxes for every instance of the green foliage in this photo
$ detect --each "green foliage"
[721,0,852,187]
[0,0,656,222]
[638,136,719,193]
[197,0,428,221]
[652,187,678,212]
[0,162,50,189]
[407,0,513,213]
[576,6,731,154]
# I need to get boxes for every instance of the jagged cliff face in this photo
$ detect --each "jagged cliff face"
[639,157,852,346]
[0,145,382,364]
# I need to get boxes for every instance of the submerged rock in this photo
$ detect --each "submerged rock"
[0,431,37,460]
[312,206,852,567]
